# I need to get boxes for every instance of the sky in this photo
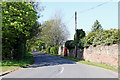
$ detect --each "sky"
[38,1,118,40]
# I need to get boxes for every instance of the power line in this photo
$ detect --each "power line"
[79,0,113,14]
[76,0,113,29]
[66,15,74,24]
[65,0,113,30]
[66,0,112,26]
[65,14,74,26]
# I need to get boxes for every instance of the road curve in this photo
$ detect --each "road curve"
[2,52,118,78]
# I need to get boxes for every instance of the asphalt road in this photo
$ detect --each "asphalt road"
[2,52,118,78]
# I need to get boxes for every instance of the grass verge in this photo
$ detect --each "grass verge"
[0,52,33,74]
[61,56,118,71]
[0,66,19,73]
[47,53,118,71]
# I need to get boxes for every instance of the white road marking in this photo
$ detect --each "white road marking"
[56,66,64,76]
[60,67,64,74]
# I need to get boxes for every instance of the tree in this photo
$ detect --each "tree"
[74,29,85,43]
[84,31,96,47]
[92,29,104,46]
[2,2,39,60]
[65,40,75,49]
[26,21,42,52]
[40,16,69,47]
[92,20,102,32]
[84,29,119,48]
[74,29,85,49]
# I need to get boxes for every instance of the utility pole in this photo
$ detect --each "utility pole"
[75,11,77,58]
[75,11,77,31]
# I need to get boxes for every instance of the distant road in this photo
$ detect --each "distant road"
[2,52,118,78]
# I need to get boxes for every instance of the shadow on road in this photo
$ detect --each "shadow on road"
[28,52,76,68]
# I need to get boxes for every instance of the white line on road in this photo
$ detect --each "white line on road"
[60,67,64,74]
[56,66,64,76]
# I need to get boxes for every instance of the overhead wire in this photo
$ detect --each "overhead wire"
[65,0,113,29]
[65,15,75,30]
[65,15,74,25]
[79,0,113,14]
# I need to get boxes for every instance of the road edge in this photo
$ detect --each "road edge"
[0,67,22,77]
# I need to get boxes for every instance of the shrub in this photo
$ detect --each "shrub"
[92,30,104,46]
[102,29,118,45]
[65,40,75,49]
[66,28,119,49]
[55,46,59,54]
[85,29,119,47]
[2,2,38,60]
[50,46,58,54]
[78,37,85,49]
[47,46,51,54]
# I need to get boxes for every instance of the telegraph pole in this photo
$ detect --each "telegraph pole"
[75,11,77,58]
[75,11,77,31]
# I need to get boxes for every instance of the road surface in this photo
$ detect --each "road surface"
[2,52,118,78]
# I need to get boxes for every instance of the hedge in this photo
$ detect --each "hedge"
[65,29,119,49]
[47,46,51,54]
[49,46,58,54]
[84,29,119,48]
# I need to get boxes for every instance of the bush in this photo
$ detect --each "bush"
[78,37,85,49]
[74,29,85,40]
[50,46,58,54]
[2,52,33,66]
[103,29,119,45]
[65,40,75,49]
[92,30,104,46]
[66,29,119,49]
[55,46,59,54]
[85,29,119,47]
[2,2,38,60]
[47,46,51,54]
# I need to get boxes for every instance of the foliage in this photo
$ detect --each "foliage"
[65,20,119,49]
[78,37,85,49]
[2,52,33,66]
[65,40,75,49]
[50,46,58,54]
[92,29,104,46]
[91,20,102,32]
[84,29,119,48]
[65,29,85,49]
[85,32,96,45]
[103,29,119,45]
[84,20,119,48]
[47,46,51,54]
[40,15,69,47]
[74,29,85,49]
[35,40,45,51]
[27,40,45,52]
[2,2,38,60]
[74,29,85,42]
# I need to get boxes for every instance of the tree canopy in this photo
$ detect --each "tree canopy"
[91,20,102,32]
[2,2,39,60]
[40,16,69,47]
[65,20,119,49]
